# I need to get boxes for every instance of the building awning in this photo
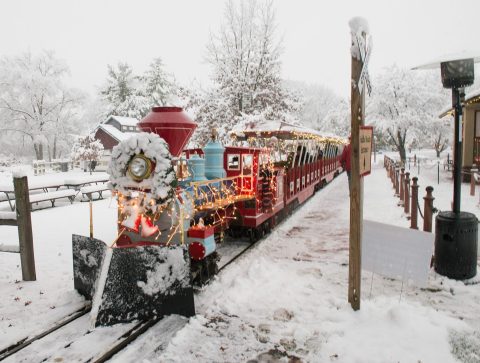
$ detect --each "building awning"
[439,87,480,118]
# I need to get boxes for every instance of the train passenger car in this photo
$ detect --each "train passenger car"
[226,121,345,240]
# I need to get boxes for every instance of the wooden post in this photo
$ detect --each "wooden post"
[13,176,36,281]
[89,200,94,238]
[394,166,400,196]
[399,168,405,204]
[423,186,434,232]
[410,177,419,230]
[404,172,410,215]
[470,168,476,196]
[348,23,368,312]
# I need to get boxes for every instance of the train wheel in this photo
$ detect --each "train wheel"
[191,262,201,286]
[230,226,242,238]
[254,227,263,241]
[208,259,219,277]
[248,229,255,243]
[200,260,210,285]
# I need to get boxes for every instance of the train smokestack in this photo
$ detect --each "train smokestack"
[138,107,197,157]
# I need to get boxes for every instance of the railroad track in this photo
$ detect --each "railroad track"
[0,239,262,363]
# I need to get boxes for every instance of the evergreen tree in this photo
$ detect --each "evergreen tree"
[100,59,176,120]
[142,58,175,107]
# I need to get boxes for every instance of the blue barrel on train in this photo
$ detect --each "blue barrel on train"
[204,139,226,180]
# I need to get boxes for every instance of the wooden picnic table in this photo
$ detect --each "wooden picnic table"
[0,181,64,211]
[0,173,109,211]
[63,175,109,190]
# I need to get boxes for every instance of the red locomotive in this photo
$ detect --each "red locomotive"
[72,107,345,326]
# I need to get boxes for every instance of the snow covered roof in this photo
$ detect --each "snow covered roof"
[98,124,138,142]
[439,87,480,118]
[230,120,346,145]
[412,51,480,70]
[104,115,139,127]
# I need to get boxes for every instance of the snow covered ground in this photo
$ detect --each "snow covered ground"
[0,154,479,362]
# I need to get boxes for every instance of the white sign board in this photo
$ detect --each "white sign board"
[359,126,373,177]
[362,220,434,287]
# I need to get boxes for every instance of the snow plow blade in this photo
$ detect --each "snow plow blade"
[72,234,195,326]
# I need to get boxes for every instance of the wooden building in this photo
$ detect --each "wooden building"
[440,88,480,178]
[94,115,140,150]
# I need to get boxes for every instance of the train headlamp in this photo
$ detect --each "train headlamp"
[127,154,153,182]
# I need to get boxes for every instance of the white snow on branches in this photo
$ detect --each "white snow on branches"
[349,16,370,60]
[349,16,370,35]
[108,132,176,209]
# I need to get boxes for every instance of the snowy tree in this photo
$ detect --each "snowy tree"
[0,51,84,160]
[181,86,235,147]
[321,98,351,137]
[71,134,104,174]
[141,58,176,107]
[285,81,341,131]
[100,59,177,120]
[367,65,449,162]
[199,0,298,143]
[100,62,144,118]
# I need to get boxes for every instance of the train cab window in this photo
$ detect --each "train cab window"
[227,154,240,170]
[290,181,294,193]
[242,154,253,175]
[302,176,305,188]
[307,174,310,184]
[296,178,300,191]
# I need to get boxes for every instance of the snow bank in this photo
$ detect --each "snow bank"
[137,248,189,296]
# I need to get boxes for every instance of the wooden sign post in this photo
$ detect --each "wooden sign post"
[348,18,371,311]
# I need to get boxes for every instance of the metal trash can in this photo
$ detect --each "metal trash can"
[434,211,478,279]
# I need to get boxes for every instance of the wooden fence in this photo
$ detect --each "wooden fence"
[0,176,36,281]
[33,160,74,175]
[384,156,435,232]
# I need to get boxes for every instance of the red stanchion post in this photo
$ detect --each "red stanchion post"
[423,186,434,232]
[404,172,410,215]
[410,177,419,230]
[470,168,477,196]
[390,163,394,184]
[395,166,400,196]
[399,168,405,204]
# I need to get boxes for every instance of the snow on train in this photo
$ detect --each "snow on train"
[72,107,346,326]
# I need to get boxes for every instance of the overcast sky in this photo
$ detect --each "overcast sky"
[2,0,479,98]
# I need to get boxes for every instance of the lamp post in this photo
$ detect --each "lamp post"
[413,52,479,280]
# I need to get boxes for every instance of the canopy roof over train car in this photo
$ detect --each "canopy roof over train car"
[230,120,346,145]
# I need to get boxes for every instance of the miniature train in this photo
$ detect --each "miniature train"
[72,107,345,326]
